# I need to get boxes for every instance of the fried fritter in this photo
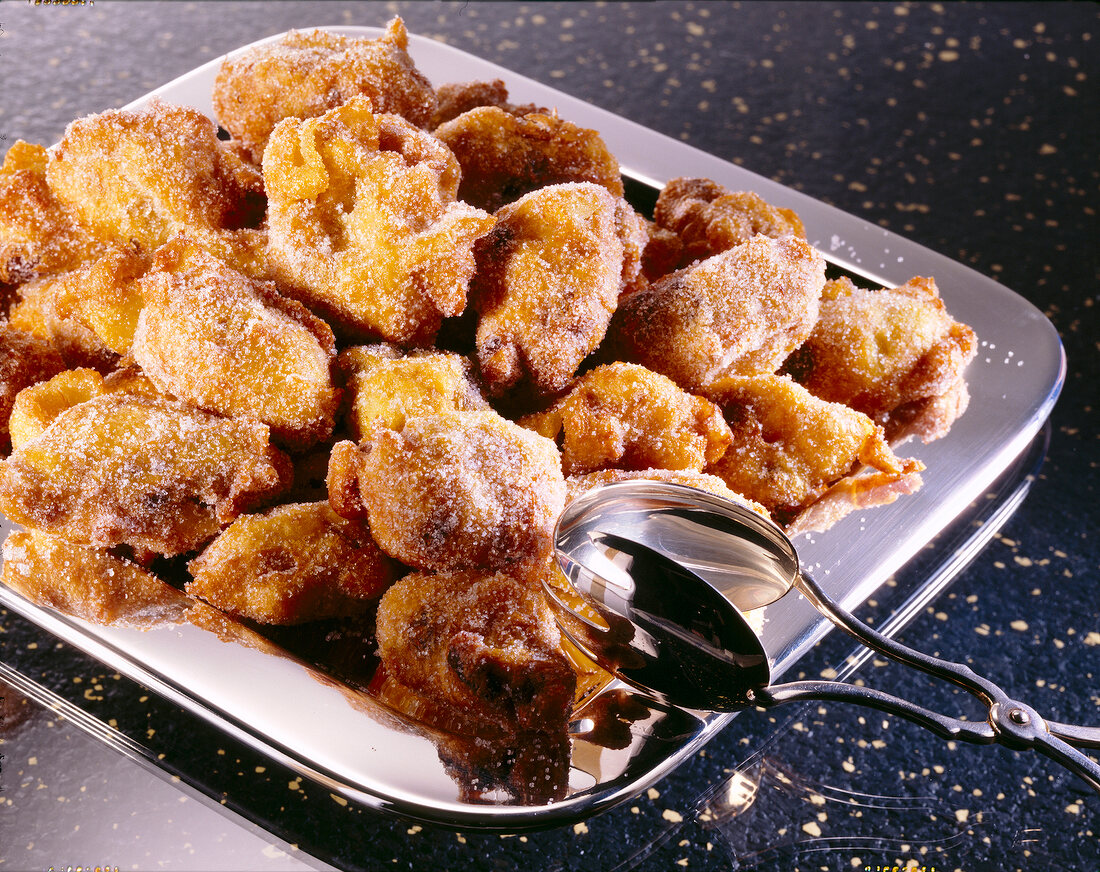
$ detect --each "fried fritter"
[520,362,732,476]
[0,392,290,555]
[375,566,576,734]
[654,177,806,268]
[783,276,978,443]
[6,366,104,452]
[471,183,648,398]
[704,373,923,525]
[8,270,121,372]
[327,410,566,571]
[213,18,437,164]
[434,106,625,213]
[337,343,488,441]
[264,96,494,345]
[131,238,338,450]
[0,141,97,285]
[608,234,825,391]
[565,467,769,519]
[186,501,397,625]
[46,100,265,262]
[2,528,192,627]
[0,323,65,453]
[428,78,544,129]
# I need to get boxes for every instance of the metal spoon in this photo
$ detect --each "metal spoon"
[548,480,1100,792]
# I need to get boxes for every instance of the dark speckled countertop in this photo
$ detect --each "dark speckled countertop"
[0,3,1096,871]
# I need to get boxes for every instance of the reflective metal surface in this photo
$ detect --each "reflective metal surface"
[0,27,1066,829]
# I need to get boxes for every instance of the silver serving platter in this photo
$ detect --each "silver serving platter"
[0,27,1064,831]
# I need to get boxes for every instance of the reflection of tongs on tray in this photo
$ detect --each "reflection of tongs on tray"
[549,481,1100,793]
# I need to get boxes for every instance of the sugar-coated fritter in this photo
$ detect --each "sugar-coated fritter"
[0,324,65,453]
[654,177,806,269]
[327,410,566,571]
[0,392,290,556]
[213,18,437,164]
[704,373,923,525]
[520,362,732,476]
[783,276,977,444]
[471,183,648,398]
[0,141,97,285]
[434,107,625,213]
[8,271,120,372]
[6,366,104,452]
[608,234,825,391]
[131,238,338,450]
[566,467,770,519]
[375,566,576,733]
[428,78,544,130]
[2,528,192,627]
[46,100,265,259]
[337,343,488,442]
[264,96,494,345]
[186,501,397,625]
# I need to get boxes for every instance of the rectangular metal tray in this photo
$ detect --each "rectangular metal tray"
[0,27,1064,832]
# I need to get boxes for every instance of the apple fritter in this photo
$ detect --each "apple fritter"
[428,78,544,130]
[213,18,437,164]
[327,410,566,571]
[0,323,66,453]
[186,501,397,625]
[434,106,625,214]
[7,366,104,452]
[46,100,265,263]
[8,270,120,372]
[2,528,192,627]
[783,276,978,444]
[375,566,576,734]
[0,140,97,286]
[471,183,648,398]
[608,233,825,392]
[0,392,290,556]
[704,373,923,525]
[264,96,494,345]
[520,362,732,476]
[565,467,770,519]
[131,238,338,450]
[337,343,488,442]
[654,176,806,269]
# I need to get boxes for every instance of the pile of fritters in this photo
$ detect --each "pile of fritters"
[0,18,977,768]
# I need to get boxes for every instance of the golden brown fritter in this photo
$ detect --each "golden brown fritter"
[2,528,192,627]
[520,362,732,476]
[434,107,625,213]
[471,183,648,398]
[704,373,923,525]
[46,100,266,260]
[212,18,437,164]
[0,323,66,453]
[654,176,806,268]
[608,234,825,391]
[565,467,770,519]
[783,276,978,443]
[0,141,97,285]
[327,410,566,571]
[263,96,494,345]
[130,238,338,450]
[8,271,121,372]
[0,392,290,556]
[337,343,488,442]
[6,366,104,452]
[428,78,544,129]
[375,566,576,734]
[186,501,397,625]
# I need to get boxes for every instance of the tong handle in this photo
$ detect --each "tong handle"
[795,570,1100,793]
